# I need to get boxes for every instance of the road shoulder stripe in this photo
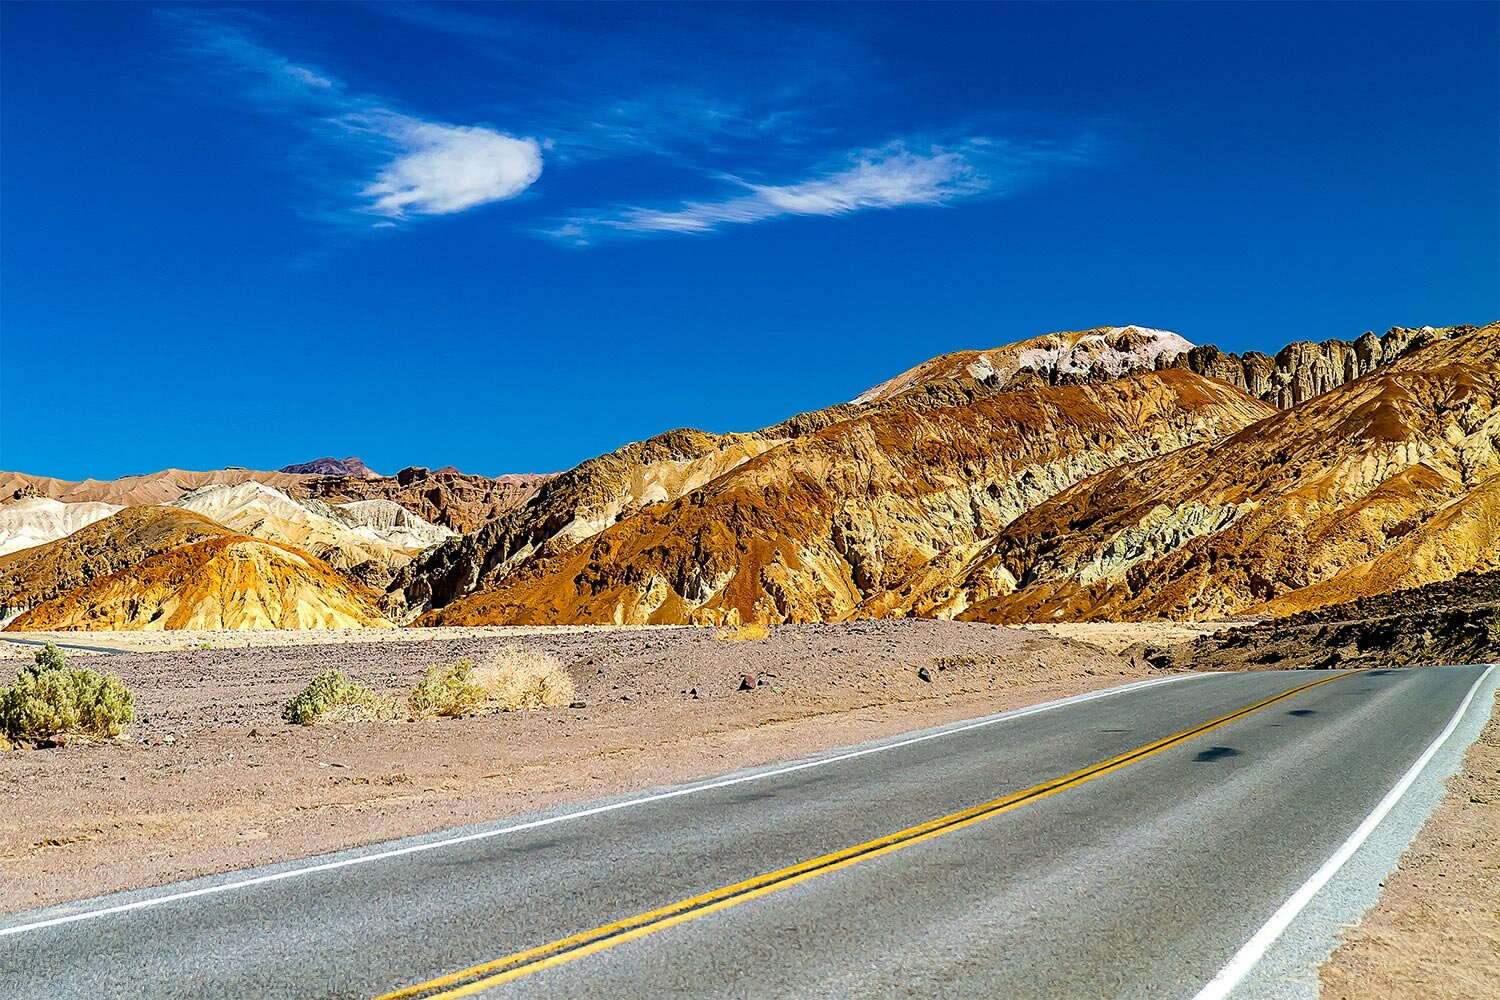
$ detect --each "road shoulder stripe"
[1192,663,1498,1000]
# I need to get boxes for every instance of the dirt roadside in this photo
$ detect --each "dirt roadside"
[0,620,1153,913]
[1320,688,1500,999]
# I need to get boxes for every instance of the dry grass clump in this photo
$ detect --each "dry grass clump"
[0,642,134,741]
[713,622,770,642]
[472,648,575,711]
[408,659,483,718]
[409,649,575,718]
[283,669,388,725]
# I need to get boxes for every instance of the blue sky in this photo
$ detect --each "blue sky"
[2,2,1496,480]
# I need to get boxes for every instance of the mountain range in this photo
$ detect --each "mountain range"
[3,321,1494,631]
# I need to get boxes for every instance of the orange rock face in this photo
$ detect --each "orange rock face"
[8,535,393,630]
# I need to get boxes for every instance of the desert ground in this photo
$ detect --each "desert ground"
[0,620,1153,911]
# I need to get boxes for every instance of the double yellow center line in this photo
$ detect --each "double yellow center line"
[378,672,1345,999]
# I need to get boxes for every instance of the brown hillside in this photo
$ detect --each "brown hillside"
[957,322,1500,623]
[423,369,1273,626]
[0,506,237,615]
[7,536,393,631]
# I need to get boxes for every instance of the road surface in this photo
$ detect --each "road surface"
[3,665,1495,999]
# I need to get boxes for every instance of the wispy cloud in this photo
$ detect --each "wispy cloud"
[548,136,1095,244]
[168,12,542,223]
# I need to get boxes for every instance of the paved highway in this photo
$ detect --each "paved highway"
[3,665,1495,999]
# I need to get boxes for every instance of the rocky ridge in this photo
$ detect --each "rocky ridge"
[953,323,1500,623]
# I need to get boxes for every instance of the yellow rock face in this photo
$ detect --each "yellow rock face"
[7,536,393,630]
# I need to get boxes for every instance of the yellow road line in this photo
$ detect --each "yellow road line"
[377,672,1346,1000]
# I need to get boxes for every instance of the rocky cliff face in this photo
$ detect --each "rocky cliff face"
[955,323,1500,622]
[292,467,551,533]
[1164,325,1472,408]
[420,370,1274,626]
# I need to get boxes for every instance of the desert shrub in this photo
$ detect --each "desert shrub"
[470,648,576,711]
[0,652,134,741]
[408,658,484,718]
[409,650,575,717]
[34,641,67,672]
[713,622,770,642]
[283,669,379,725]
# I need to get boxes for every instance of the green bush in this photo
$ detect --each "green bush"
[282,669,378,725]
[34,642,66,673]
[0,648,134,741]
[408,659,484,718]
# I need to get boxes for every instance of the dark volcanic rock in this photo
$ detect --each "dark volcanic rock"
[278,456,381,479]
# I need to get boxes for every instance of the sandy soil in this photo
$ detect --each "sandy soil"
[0,624,661,658]
[1320,688,1500,999]
[0,620,1149,913]
[1019,620,1230,654]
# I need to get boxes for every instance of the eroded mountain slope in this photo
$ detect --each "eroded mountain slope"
[423,369,1273,625]
[955,323,1500,622]
[7,536,393,630]
[0,507,238,616]
[0,496,122,557]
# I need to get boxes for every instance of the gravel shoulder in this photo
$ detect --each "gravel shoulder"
[0,620,1147,913]
[1320,687,1500,999]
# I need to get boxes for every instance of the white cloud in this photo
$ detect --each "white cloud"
[170,14,543,223]
[549,137,1083,244]
[360,119,543,218]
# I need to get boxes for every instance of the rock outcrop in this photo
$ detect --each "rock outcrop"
[295,466,551,533]
[1165,325,1471,408]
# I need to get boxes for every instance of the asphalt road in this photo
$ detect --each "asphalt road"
[3,665,1495,999]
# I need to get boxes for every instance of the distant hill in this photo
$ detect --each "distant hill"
[277,456,381,478]
[8,535,393,630]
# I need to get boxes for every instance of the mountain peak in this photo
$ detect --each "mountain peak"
[853,325,1195,403]
[278,456,381,479]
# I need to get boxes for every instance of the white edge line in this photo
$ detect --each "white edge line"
[1,672,1202,937]
[1192,663,1499,1000]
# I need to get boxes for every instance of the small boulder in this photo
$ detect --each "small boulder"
[917,666,933,683]
[739,674,757,691]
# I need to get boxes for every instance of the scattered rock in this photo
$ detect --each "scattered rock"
[568,701,587,709]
